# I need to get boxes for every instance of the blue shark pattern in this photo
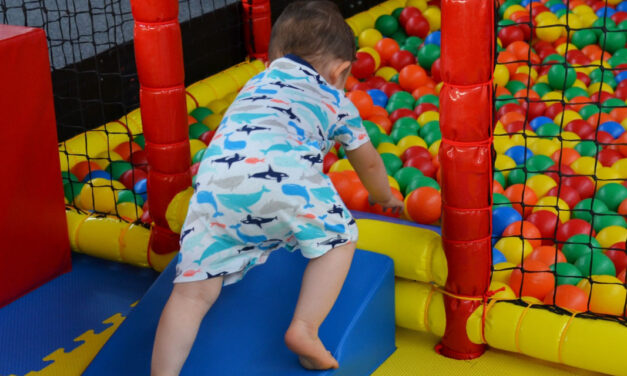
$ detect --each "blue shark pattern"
[196,191,224,217]
[175,55,368,286]
[282,184,314,209]
[216,186,270,213]
[310,187,336,204]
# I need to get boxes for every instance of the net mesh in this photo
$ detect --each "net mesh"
[492,0,627,322]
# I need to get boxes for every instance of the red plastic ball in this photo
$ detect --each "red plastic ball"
[527,245,567,266]
[323,152,339,173]
[70,161,102,182]
[545,185,581,210]
[399,6,422,27]
[366,76,387,89]
[114,141,143,161]
[351,52,376,79]
[346,90,374,118]
[389,108,417,124]
[405,15,430,38]
[430,58,442,82]
[522,100,547,120]
[496,103,526,120]
[526,210,562,246]
[509,259,555,300]
[556,219,595,246]
[380,82,403,98]
[347,186,370,212]
[119,168,148,190]
[389,50,417,71]
[351,82,372,92]
[199,130,216,145]
[405,186,441,224]
[543,285,589,312]
[563,175,595,199]
[545,102,566,121]
[370,188,404,218]
[130,150,149,172]
[414,103,438,117]
[576,71,591,86]
[565,119,595,139]
[597,148,623,167]
[401,145,431,162]
[404,155,437,178]
[606,242,627,274]
[498,25,525,47]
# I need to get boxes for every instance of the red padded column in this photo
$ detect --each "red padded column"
[242,0,271,60]
[0,25,71,307]
[436,0,494,358]
[131,0,191,254]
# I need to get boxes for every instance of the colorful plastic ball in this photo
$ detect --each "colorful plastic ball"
[495,237,534,264]
[367,89,388,108]
[509,259,555,300]
[405,14,430,38]
[70,161,102,182]
[375,38,401,63]
[526,174,558,198]
[502,220,543,248]
[596,225,627,249]
[606,242,627,274]
[493,248,508,264]
[599,26,627,54]
[404,155,436,179]
[547,64,577,90]
[389,50,417,71]
[417,44,440,71]
[82,170,113,183]
[493,206,524,237]
[543,284,589,312]
[380,153,404,176]
[404,186,441,224]
[550,262,584,286]
[493,261,517,284]
[199,130,216,145]
[592,210,627,233]
[117,189,144,206]
[399,64,428,92]
[545,185,581,210]
[370,188,404,218]
[595,183,627,212]
[352,52,376,79]
[575,251,617,277]
[557,218,595,246]
[393,167,423,195]
[347,90,375,118]
[536,19,562,42]
[578,275,627,316]
[375,14,399,36]
[119,168,148,191]
[399,6,422,27]
[114,141,143,161]
[504,184,538,217]
[562,233,602,262]
[104,161,133,181]
[526,210,562,246]
[405,174,440,193]
[504,145,534,165]
[358,28,383,49]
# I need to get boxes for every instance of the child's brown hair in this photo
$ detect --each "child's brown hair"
[267,1,355,66]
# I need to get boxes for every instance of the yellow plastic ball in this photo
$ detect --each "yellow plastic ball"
[189,139,207,160]
[611,159,627,179]
[535,11,558,24]
[494,64,510,88]
[76,178,118,213]
[588,82,614,95]
[590,59,612,70]
[570,156,596,176]
[553,110,582,126]
[572,79,588,90]
[542,90,564,103]
[406,0,428,11]
[572,4,595,16]
[329,158,354,172]
[428,139,441,157]
[515,65,538,81]
[93,150,124,169]
[166,187,194,233]
[417,111,439,126]
[535,19,562,42]
[558,14,582,37]
[494,135,515,154]
[357,47,381,70]
[358,28,383,49]
[596,226,627,249]
[423,6,441,31]
[578,275,627,316]
[434,82,444,95]
[529,138,560,157]
[388,176,400,191]
[397,135,428,152]
[595,167,621,189]
[535,74,549,85]
[560,131,581,149]
[377,142,403,157]
[375,66,399,81]
[492,262,517,284]
[578,11,598,28]
[526,174,558,198]
[495,155,516,178]
[533,196,570,223]
[504,5,526,20]
[555,42,578,55]
[116,202,143,221]
[495,237,533,265]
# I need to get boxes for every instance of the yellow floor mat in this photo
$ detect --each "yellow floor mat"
[373,328,605,376]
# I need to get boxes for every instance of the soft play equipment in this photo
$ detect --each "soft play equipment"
[85,248,395,376]
[0,24,70,308]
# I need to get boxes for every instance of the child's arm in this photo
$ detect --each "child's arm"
[345,142,404,213]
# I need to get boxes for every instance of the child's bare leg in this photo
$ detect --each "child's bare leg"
[285,243,355,370]
[151,277,223,376]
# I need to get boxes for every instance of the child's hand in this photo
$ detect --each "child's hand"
[368,194,404,215]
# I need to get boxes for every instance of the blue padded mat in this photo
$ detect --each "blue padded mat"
[85,249,396,376]
[0,253,158,375]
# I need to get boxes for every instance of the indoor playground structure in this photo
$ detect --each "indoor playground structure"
[1,0,627,374]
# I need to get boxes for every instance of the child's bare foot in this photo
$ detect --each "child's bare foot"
[285,319,339,370]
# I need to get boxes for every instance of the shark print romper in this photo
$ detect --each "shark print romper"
[174,55,370,286]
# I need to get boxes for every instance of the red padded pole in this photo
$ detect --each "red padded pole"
[131,0,191,254]
[436,0,494,359]
[242,0,271,60]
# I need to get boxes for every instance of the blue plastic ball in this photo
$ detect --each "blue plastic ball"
[493,248,507,264]
[617,1,627,12]
[595,7,616,18]
[520,0,540,7]
[134,178,148,201]
[529,116,553,131]
[505,145,534,165]
[492,206,523,238]
[424,31,441,46]
[549,3,567,13]
[367,89,388,108]
[599,121,624,139]
[82,170,112,182]
[616,71,627,84]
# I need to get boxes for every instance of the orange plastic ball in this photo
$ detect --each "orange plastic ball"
[368,115,392,134]
[347,186,370,212]
[509,259,555,300]
[114,141,143,161]
[370,188,404,218]
[550,148,581,166]
[495,86,512,97]
[369,105,389,118]
[526,245,567,266]
[566,96,592,113]
[506,41,531,60]
[504,183,538,217]
[497,50,522,76]
[494,180,505,195]
[70,161,102,182]
[405,186,442,224]
[412,85,437,99]
[618,198,627,217]
[346,90,374,119]
[399,65,429,92]
[502,220,543,248]
[374,38,400,64]
[499,111,526,126]
[543,285,589,312]
[345,75,359,91]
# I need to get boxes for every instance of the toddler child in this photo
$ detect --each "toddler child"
[151,2,404,375]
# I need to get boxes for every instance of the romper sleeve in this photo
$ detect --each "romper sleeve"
[331,93,371,151]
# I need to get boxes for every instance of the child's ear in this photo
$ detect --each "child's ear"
[329,61,352,87]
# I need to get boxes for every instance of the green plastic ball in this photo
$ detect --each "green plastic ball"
[591,18,616,37]
[406,175,440,194]
[133,134,145,149]
[64,181,84,203]
[105,160,133,180]
[380,153,403,175]
[562,234,602,263]
[189,122,210,139]
[550,262,584,286]
[393,117,420,132]
[532,83,552,98]
[192,148,206,164]
[419,121,440,138]
[391,126,417,143]
[526,154,555,173]
[375,15,399,36]
[564,86,589,100]
[548,64,576,90]
[494,169,506,187]
[543,54,566,64]
[592,210,627,232]
[572,198,609,223]
[574,140,601,157]
[190,107,213,122]
[599,25,626,53]
[579,104,601,120]
[602,98,625,113]
[506,80,527,95]
[117,189,145,207]
[536,123,561,139]
[391,29,408,45]
[574,252,616,277]
[394,167,423,195]
[495,94,519,111]
[403,36,423,55]
[507,165,538,186]
[416,94,439,108]
[571,29,597,49]
[417,44,440,71]
[595,183,627,212]
[423,129,442,146]
[493,192,512,208]
[61,171,79,184]
[391,7,403,19]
